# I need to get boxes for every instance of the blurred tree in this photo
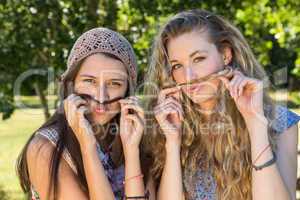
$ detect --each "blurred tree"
[0,0,299,120]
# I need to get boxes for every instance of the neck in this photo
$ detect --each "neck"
[197,98,218,121]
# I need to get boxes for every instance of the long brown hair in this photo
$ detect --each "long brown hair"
[16,53,131,199]
[144,9,278,199]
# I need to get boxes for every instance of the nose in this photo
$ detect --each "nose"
[184,65,198,82]
[95,84,109,104]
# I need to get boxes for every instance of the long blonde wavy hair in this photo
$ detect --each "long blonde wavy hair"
[143,9,278,199]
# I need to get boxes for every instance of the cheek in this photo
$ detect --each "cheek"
[108,102,121,112]
[172,69,186,83]
[205,79,221,93]
[108,84,128,97]
[75,82,96,94]
[197,58,223,76]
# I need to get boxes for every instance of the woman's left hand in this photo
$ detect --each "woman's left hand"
[218,70,264,120]
[119,96,145,154]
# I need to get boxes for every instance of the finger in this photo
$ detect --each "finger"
[68,93,76,100]
[125,114,144,129]
[64,97,86,120]
[64,94,76,110]
[73,99,88,108]
[157,96,182,108]
[232,76,244,99]
[72,94,88,103]
[158,87,181,103]
[77,105,89,116]
[238,78,248,96]
[68,98,88,119]
[218,76,230,89]
[155,99,183,114]
[122,114,144,139]
[120,103,145,119]
[228,75,241,98]
[155,100,183,117]
[79,115,94,135]
[154,103,183,121]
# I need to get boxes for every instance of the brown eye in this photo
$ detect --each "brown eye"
[83,79,96,84]
[194,57,205,63]
[172,64,182,70]
[107,81,122,88]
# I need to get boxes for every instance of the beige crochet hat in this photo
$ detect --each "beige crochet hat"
[61,27,138,89]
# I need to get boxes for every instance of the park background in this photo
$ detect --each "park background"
[0,0,299,199]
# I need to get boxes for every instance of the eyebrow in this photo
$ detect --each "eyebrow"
[79,74,126,81]
[169,50,208,63]
[80,74,96,78]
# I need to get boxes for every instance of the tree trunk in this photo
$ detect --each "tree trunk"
[86,0,100,28]
[33,82,50,121]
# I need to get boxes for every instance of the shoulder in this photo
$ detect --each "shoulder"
[26,127,85,199]
[26,126,61,171]
[27,125,78,174]
[268,105,300,134]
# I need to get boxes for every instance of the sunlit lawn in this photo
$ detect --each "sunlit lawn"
[0,92,299,199]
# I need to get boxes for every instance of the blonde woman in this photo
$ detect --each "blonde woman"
[144,9,299,200]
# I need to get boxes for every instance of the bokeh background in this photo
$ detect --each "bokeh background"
[0,0,299,199]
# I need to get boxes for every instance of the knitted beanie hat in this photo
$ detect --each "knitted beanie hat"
[61,27,138,89]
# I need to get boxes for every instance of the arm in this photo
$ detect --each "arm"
[219,71,294,200]
[276,124,298,200]
[80,141,115,200]
[123,150,157,200]
[154,87,184,200]
[246,117,291,200]
[119,96,154,198]
[123,147,145,197]
[27,136,89,200]
[157,142,183,200]
[63,94,115,200]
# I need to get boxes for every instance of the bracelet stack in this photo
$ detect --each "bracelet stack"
[252,144,277,171]
[123,174,149,199]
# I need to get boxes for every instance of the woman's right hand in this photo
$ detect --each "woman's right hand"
[64,93,97,148]
[154,87,183,146]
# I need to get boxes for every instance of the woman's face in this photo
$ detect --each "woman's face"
[166,30,231,105]
[74,53,128,125]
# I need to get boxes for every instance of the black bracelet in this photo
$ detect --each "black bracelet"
[124,190,149,199]
[252,151,277,171]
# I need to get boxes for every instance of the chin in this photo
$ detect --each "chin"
[188,94,215,104]
[89,113,115,125]
[91,115,114,126]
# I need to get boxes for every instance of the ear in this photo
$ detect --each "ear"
[222,46,233,65]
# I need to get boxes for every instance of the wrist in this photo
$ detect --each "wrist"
[165,140,181,153]
[245,115,268,132]
[124,147,140,160]
[80,141,97,156]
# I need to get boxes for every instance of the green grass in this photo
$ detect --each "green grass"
[15,95,58,109]
[0,108,54,200]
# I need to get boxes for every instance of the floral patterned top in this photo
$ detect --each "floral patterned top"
[30,126,125,200]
